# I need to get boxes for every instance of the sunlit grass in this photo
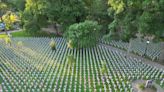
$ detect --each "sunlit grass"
[0,34,8,38]
[11,30,56,37]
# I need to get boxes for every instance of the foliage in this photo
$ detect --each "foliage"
[2,11,19,30]
[67,55,76,67]
[0,79,2,84]
[17,41,23,47]
[5,37,11,45]
[1,0,163,42]
[21,0,47,33]
[103,26,120,41]
[11,0,25,11]
[151,85,157,91]
[108,0,164,41]
[139,83,145,90]
[0,34,8,38]
[108,0,125,14]
[84,0,111,32]
[101,61,107,75]
[21,0,87,33]
[66,20,102,48]
[67,40,74,49]
[21,0,111,34]
[0,2,8,16]
[23,18,40,33]
[49,39,56,50]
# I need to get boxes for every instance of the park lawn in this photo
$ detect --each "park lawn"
[11,30,56,37]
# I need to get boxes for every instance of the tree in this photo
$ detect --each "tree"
[2,11,19,30]
[84,0,111,32]
[22,0,48,33]
[22,0,87,33]
[108,0,164,41]
[66,20,102,49]
[0,2,9,16]
[45,0,86,32]
[11,0,25,11]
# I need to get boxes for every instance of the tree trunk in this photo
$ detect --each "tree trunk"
[159,42,164,62]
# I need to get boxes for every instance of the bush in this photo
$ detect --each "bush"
[67,40,74,49]
[66,20,102,48]
[139,83,145,90]
[67,55,76,65]
[17,41,23,47]
[49,39,56,50]
[5,37,11,45]
[23,20,40,33]
[151,85,157,91]
[2,11,19,30]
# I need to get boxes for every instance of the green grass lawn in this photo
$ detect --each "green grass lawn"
[11,30,56,37]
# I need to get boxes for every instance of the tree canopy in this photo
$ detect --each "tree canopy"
[0,0,163,47]
[108,0,164,41]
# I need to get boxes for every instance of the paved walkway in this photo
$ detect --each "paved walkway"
[100,43,164,70]
[0,29,21,34]
[0,85,2,92]
[132,80,164,92]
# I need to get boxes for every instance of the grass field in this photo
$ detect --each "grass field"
[11,31,56,37]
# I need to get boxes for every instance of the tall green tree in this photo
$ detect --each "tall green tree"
[108,0,164,41]
[46,0,86,31]
[22,0,48,33]
[84,0,111,32]
[22,0,86,33]
[0,1,9,16]
[66,20,102,48]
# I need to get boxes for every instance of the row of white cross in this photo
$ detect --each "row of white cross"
[101,38,161,61]
[0,37,163,92]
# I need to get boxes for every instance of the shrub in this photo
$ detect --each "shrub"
[2,11,19,30]
[151,85,157,91]
[101,61,107,75]
[66,20,102,48]
[17,41,23,47]
[102,33,112,42]
[49,39,56,50]
[139,83,145,90]
[67,55,76,67]
[23,20,40,33]
[5,37,11,45]
[67,40,74,49]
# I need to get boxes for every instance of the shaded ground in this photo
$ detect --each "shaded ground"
[132,80,164,92]
[0,85,2,92]
[0,29,21,34]
[100,43,164,70]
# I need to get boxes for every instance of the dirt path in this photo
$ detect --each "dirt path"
[132,80,164,92]
[100,43,164,70]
